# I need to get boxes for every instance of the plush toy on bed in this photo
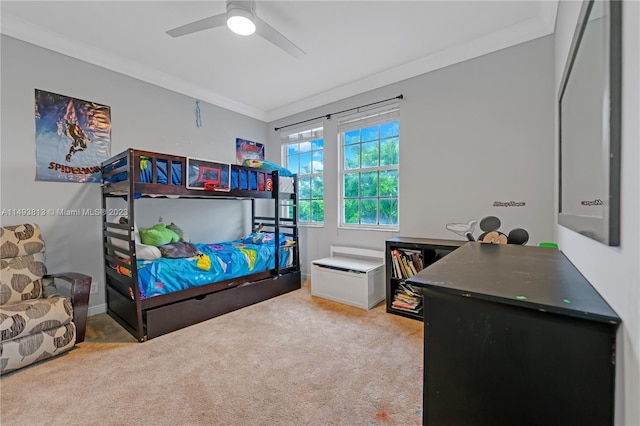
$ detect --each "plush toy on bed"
[167,222,190,242]
[139,223,180,247]
[158,241,200,259]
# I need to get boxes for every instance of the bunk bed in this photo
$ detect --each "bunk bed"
[100,148,300,341]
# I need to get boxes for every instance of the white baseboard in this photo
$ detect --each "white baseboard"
[88,303,107,316]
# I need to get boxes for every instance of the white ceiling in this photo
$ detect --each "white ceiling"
[1,1,557,122]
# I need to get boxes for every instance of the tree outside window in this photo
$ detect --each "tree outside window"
[282,126,324,224]
[340,112,399,229]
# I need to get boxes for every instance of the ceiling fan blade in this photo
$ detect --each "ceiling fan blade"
[166,13,227,38]
[255,17,306,59]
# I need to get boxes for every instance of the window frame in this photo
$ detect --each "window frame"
[338,106,400,231]
[281,124,325,227]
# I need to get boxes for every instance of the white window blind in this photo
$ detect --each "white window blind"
[337,104,400,134]
[280,125,323,144]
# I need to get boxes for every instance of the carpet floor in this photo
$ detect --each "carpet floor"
[0,281,424,426]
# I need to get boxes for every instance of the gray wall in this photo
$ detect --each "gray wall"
[0,35,269,314]
[0,34,556,312]
[269,36,556,277]
[554,2,640,425]
[3,10,637,423]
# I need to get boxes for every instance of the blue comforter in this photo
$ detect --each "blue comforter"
[136,240,292,298]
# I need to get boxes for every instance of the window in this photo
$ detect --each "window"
[339,106,399,229]
[282,125,324,224]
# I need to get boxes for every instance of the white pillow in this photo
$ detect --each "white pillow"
[109,223,161,261]
[134,243,162,261]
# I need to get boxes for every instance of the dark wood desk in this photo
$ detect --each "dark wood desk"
[407,242,620,426]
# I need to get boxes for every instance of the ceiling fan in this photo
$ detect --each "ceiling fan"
[166,0,306,59]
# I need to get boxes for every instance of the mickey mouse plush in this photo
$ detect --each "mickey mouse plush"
[477,216,529,245]
[446,216,529,245]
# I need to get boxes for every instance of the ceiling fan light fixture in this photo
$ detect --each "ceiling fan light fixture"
[226,2,256,36]
[167,0,305,58]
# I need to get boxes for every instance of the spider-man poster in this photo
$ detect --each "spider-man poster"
[35,89,111,182]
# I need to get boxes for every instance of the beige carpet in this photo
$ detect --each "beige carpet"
[0,281,424,426]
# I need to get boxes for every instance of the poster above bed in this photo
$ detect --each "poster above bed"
[34,89,111,183]
[236,138,264,164]
[186,157,231,191]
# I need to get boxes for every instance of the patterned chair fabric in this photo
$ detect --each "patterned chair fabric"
[0,223,46,303]
[0,223,91,375]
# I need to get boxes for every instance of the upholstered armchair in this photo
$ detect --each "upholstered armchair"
[0,223,91,375]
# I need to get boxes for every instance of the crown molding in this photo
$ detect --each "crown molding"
[539,0,560,33]
[1,13,267,121]
[2,7,556,124]
[265,14,555,122]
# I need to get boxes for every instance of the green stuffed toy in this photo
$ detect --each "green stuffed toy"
[167,222,190,242]
[139,223,180,247]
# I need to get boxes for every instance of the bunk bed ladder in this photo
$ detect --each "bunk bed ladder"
[291,174,299,271]
[102,150,146,342]
[252,171,299,276]
[128,152,147,340]
[274,170,281,274]
[279,173,299,273]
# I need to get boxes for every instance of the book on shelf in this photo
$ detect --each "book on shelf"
[391,298,422,313]
[392,252,402,279]
[390,248,425,279]
[399,282,421,297]
[392,282,423,314]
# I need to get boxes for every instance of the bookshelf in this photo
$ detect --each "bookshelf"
[386,237,466,321]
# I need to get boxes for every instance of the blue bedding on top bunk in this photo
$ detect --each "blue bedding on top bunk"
[141,158,182,185]
[103,156,182,185]
[135,238,293,298]
[103,156,279,191]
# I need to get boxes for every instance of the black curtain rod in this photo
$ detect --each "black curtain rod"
[274,94,404,132]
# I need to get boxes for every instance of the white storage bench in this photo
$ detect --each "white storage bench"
[310,246,385,310]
